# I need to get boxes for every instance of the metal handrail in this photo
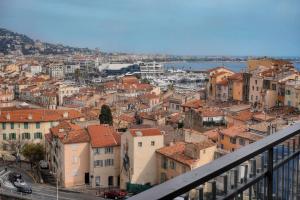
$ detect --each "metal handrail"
[129,123,300,200]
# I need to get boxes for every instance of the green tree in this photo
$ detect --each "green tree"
[99,104,113,125]
[22,143,44,168]
[74,68,81,82]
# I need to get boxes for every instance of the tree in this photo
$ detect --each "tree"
[74,68,81,82]
[99,104,113,125]
[22,143,44,168]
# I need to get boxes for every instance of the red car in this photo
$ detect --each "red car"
[103,190,128,199]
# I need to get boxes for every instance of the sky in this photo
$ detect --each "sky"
[0,0,299,56]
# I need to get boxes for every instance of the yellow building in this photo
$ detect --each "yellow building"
[120,127,164,190]
[156,141,216,183]
[88,125,121,188]
[0,109,83,151]
[207,67,234,101]
[46,121,90,188]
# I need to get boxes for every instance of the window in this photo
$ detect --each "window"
[286,90,291,95]
[3,133,7,140]
[251,95,253,100]
[176,105,180,110]
[105,159,114,166]
[170,161,176,170]
[272,84,276,91]
[256,96,258,101]
[230,137,236,144]
[94,148,102,155]
[232,148,235,152]
[94,160,103,167]
[252,86,254,91]
[221,144,224,149]
[151,141,155,146]
[95,176,100,187]
[22,132,30,140]
[255,80,257,85]
[34,132,42,139]
[24,122,29,129]
[10,123,14,129]
[36,122,40,129]
[9,133,16,140]
[239,138,245,146]
[108,176,114,186]
[138,142,142,147]
[105,147,113,154]
[161,156,168,169]
[2,123,6,130]
[256,87,259,91]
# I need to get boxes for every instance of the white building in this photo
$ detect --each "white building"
[48,64,64,79]
[139,62,164,78]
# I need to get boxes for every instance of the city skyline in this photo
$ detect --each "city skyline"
[0,0,299,57]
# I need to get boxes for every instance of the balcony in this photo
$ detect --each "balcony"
[129,123,300,200]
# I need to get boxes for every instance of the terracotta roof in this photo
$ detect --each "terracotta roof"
[50,121,90,144]
[181,99,202,109]
[202,129,219,141]
[220,125,246,137]
[230,110,254,122]
[236,132,263,141]
[200,107,224,117]
[129,128,162,137]
[118,114,135,123]
[156,142,195,166]
[0,109,82,122]
[253,113,275,122]
[216,79,228,86]
[87,125,120,148]
[156,141,215,167]
[228,73,243,81]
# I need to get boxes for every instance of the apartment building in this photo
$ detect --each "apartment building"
[207,67,234,101]
[156,141,216,183]
[120,128,164,190]
[87,125,121,188]
[218,125,262,152]
[46,121,90,187]
[284,80,300,109]
[0,109,83,151]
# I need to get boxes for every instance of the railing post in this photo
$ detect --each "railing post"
[267,148,273,200]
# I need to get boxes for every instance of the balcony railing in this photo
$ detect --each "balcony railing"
[129,123,300,200]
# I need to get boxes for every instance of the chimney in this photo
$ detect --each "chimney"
[63,112,69,118]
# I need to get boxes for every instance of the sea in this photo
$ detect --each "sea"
[163,61,300,72]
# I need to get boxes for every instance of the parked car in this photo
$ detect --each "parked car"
[103,190,127,199]
[8,172,32,194]
[14,179,32,194]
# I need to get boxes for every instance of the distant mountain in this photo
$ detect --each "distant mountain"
[0,28,96,55]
